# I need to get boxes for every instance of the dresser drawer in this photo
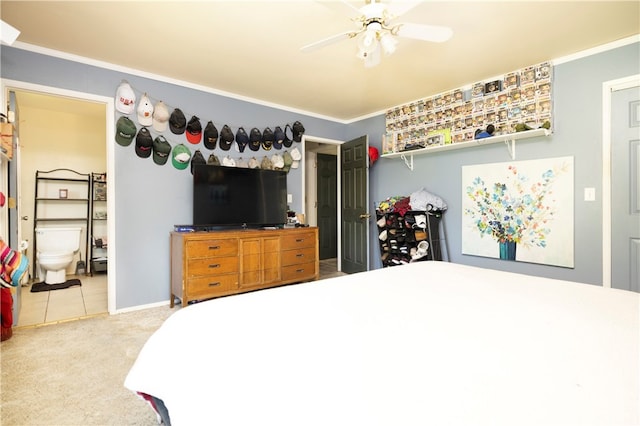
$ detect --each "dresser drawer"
[282,261,316,281]
[281,246,316,266]
[280,232,315,249]
[186,239,238,258]
[186,274,238,298]
[187,256,238,277]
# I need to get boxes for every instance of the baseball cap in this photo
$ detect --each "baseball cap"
[190,150,206,174]
[283,124,294,148]
[137,94,154,127]
[115,116,137,146]
[273,126,285,150]
[283,150,293,172]
[203,121,218,149]
[271,153,284,169]
[248,157,260,169]
[115,81,136,114]
[152,135,171,165]
[235,127,249,152]
[260,156,272,170]
[292,121,305,142]
[219,125,234,150]
[368,146,380,165]
[169,108,187,134]
[290,147,302,169]
[222,155,236,167]
[172,144,191,170]
[236,157,248,168]
[262,127,274,151]
[186,116,202,144]
[152,101,170,132]
[249,127,262,151]
[135,127,153,158]
[207,153,220,165]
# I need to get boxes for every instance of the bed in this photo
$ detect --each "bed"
[125,262,639,425]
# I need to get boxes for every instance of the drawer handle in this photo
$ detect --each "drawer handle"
[295,239,304,243]
[208,282,221,287]
[296,254,304,258]
[209,245,220,250]
[296,268,305,273]
[209,264,220,268]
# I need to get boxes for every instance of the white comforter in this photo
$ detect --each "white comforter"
[125,262,639,425]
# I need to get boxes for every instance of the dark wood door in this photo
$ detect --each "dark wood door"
[340,136,369,273]
[317,153,337,260]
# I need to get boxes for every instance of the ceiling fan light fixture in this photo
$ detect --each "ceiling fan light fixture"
[379,32,397,55]
[363,43,381,68]
[301,1,453,68]
[357,26,379,55]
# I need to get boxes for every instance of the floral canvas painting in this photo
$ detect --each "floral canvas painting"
[462,156,574,267]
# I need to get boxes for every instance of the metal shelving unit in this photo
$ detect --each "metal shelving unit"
[89,172,107,275]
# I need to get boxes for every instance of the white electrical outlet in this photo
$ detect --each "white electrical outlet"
[584,187,596,201]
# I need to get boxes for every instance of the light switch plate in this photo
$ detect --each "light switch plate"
[584,187,596,201]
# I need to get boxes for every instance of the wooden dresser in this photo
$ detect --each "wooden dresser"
[170,227,319,307]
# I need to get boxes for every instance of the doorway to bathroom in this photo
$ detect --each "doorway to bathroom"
[3,81,113,326]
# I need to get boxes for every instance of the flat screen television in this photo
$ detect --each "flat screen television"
[193,164,288,228]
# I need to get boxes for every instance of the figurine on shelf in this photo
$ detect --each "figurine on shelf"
[515,120,551,132]
[474,124,496,140]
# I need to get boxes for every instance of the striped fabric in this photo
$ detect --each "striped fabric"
[0,239,28,288]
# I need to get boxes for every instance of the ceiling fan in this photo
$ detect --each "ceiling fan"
[301,0,453,68]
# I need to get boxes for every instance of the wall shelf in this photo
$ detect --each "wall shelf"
[382,128,551,170]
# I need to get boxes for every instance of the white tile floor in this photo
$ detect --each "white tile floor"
[17,273,108,327]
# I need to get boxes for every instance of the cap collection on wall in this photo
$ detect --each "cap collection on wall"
[113,80,305,172]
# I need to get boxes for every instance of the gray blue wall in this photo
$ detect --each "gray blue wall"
[1,47,347,309]
[352,42,640,283]
[2,41,639,309]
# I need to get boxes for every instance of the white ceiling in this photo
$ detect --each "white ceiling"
[2,1,639,122]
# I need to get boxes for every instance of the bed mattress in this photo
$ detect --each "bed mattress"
[125,261,639,425]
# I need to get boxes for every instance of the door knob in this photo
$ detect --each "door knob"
[21,216,28,220]
[359,213,371,219]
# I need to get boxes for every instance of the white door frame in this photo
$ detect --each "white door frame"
[0,78,117,313]
[601,74,640,288]
[301,135,343,270]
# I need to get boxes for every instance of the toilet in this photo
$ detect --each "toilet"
[35,227,82,284]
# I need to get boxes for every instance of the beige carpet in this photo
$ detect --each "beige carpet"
[1,306,174,425]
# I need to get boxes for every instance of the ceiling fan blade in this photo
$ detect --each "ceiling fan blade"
[394,23,453,43]
[338,0,364,17]
[385,1,422,19]
[314,0,364,20]
[300,30,360,53]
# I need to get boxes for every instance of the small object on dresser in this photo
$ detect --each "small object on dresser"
[59,189,68,199]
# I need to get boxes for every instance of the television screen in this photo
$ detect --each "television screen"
[193,165,288,228]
